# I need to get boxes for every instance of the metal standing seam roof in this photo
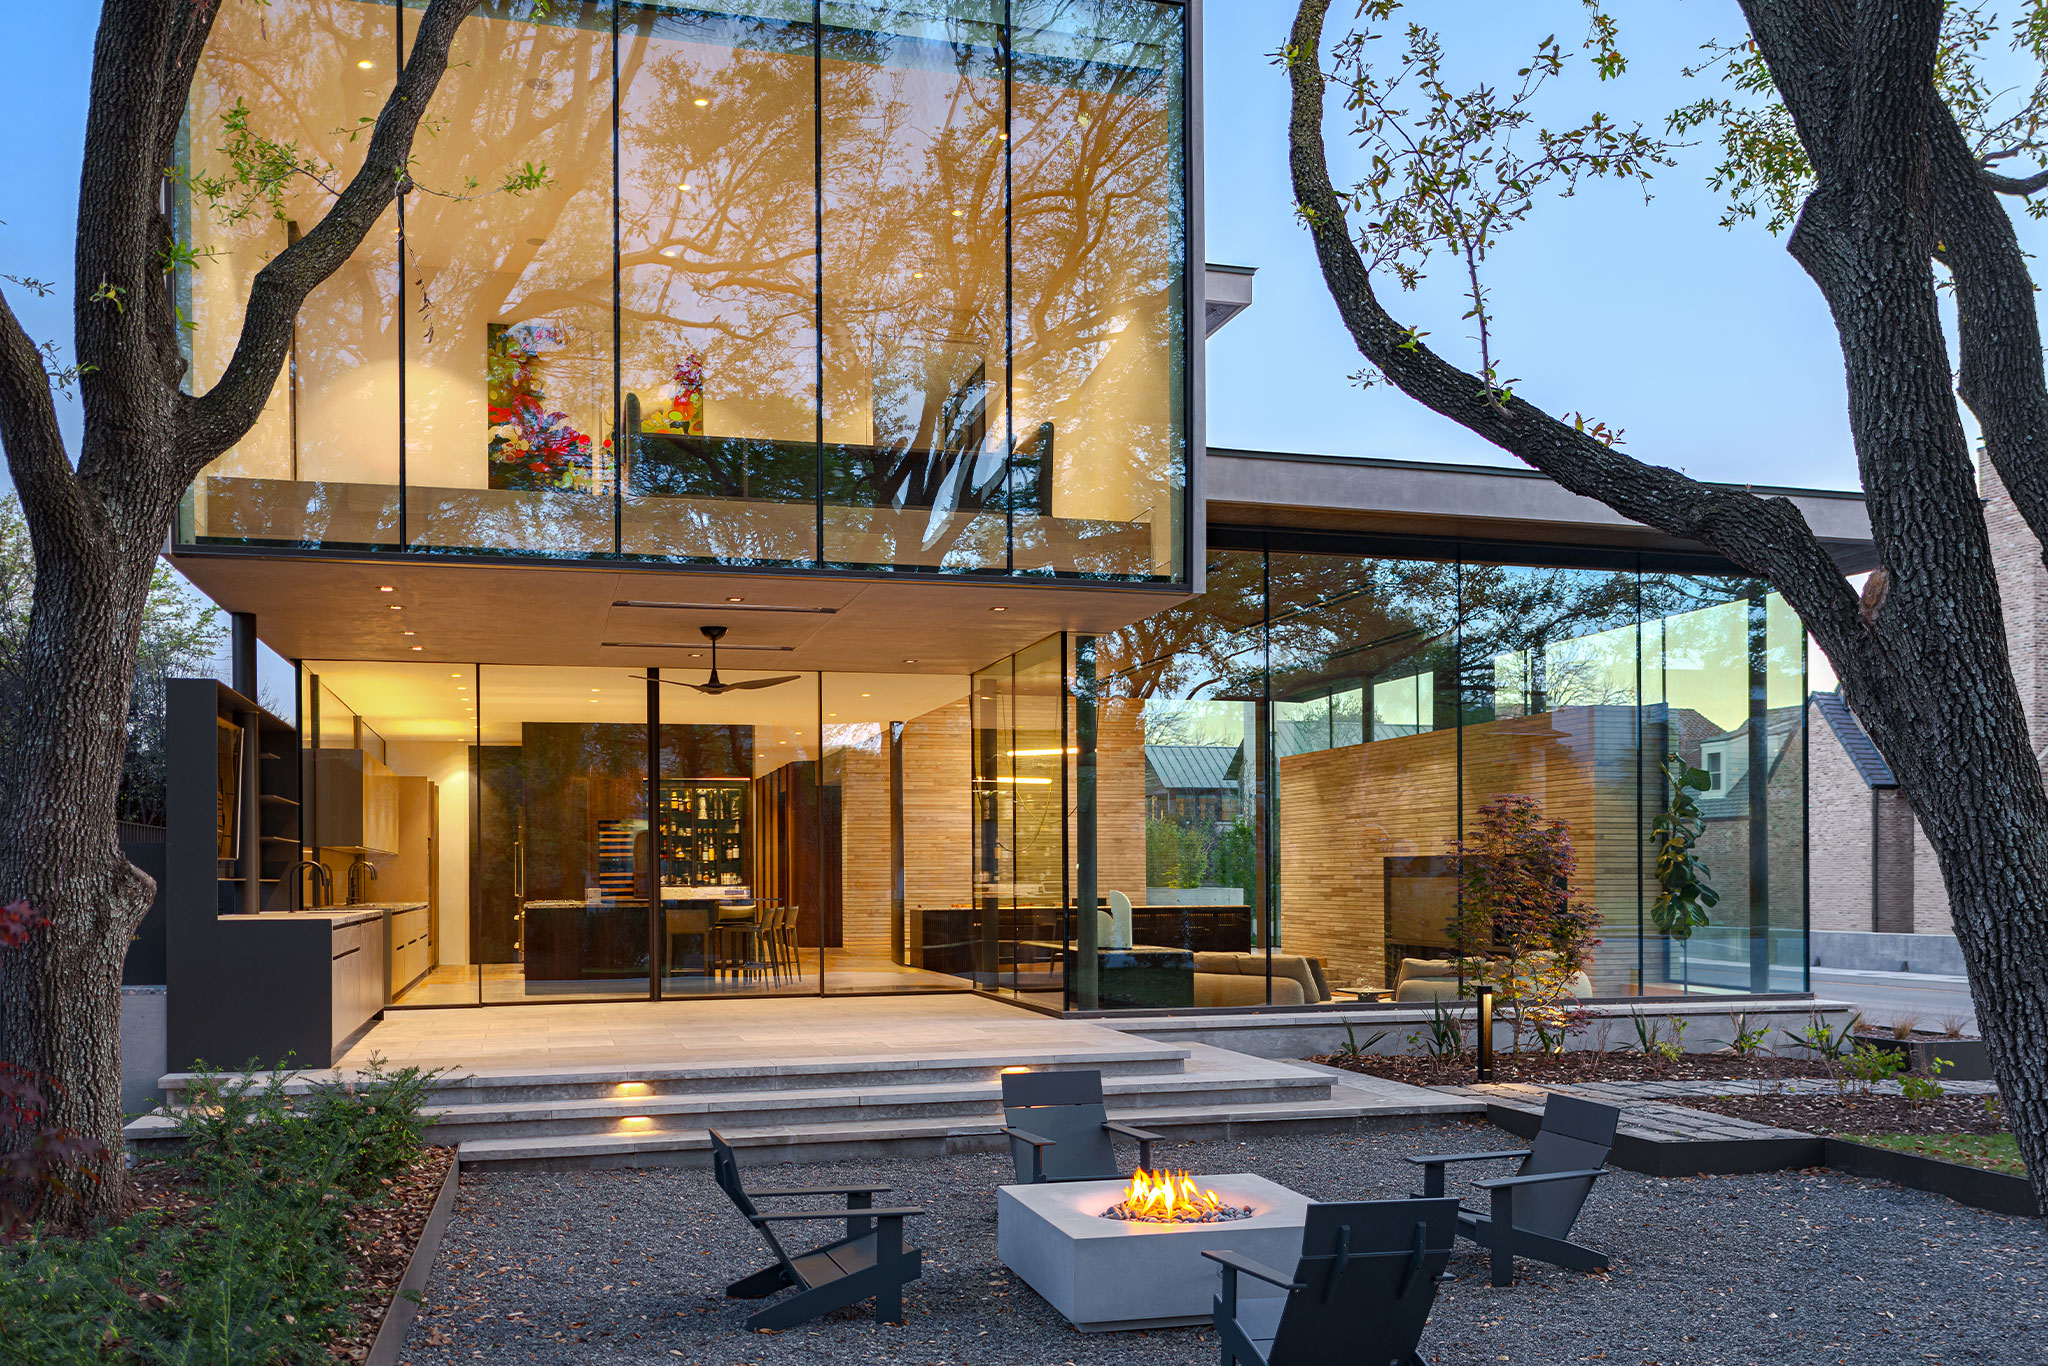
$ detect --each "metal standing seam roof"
[1812,689,1896,788]
[1143,744,1242,793]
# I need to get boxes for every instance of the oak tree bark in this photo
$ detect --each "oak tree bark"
[1288,0,2048,1212]
[0,0,482,1221]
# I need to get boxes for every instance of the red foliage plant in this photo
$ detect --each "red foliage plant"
[0,901,109,1236]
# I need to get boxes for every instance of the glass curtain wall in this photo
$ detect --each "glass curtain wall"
[178,0,1190,583]
[1062,534,1809,1010]
[296,657,998,1006]
[178,0,403,549]
[1084,552,1264,1008]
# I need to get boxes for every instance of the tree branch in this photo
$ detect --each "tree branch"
[1284,0,1874,677]
[1934,104,2048,567]
[181,0,483,467]
[0,286,89,543]
[1979,164,2048,196]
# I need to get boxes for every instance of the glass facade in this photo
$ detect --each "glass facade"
[177,0,1190,582]
[286,530,1807,1013]
[1075,533,1809,1009]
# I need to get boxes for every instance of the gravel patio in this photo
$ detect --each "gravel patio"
[400,1125,2048,1365]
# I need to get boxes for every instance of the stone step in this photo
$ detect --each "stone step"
[153,1044,1191,1108]
[408,1069,1333,1143]
[452,1091,1464,1171]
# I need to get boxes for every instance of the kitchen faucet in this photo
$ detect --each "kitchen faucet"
[284,859,333,911]
[346,856,379,906]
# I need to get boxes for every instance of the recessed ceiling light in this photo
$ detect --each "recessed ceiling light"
[903,658,916,664]
[912,271,924,279]
[951,209,963,218]
[990,606,1007,612]
[658,245,683,258]
[726,596,744,602]
[357,59,375,70]
[827,712,837,717]
[450,672,461,678]
[860,693,871,698]
[411,645,423,651]
[388,604,403,611]
[693,97,708,107]
[378,585,394,592]
[402,630,416,636]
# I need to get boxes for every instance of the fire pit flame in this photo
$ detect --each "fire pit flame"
[1102,1168,1255,1225]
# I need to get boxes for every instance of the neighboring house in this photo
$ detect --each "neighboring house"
[145,1,1879,1075]
[1143,745,1241,828]
[1800,460,2048,947]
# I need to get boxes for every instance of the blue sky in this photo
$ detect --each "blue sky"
[5,2,2039,494]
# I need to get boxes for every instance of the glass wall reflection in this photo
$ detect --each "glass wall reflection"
[1073,536,1809,1009]
[619,1,821,564]
[178,0,1190,583]
[403,2,618,557]
[179,0,402,549]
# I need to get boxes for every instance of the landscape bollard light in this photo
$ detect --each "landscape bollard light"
[1476,986,1496,1082]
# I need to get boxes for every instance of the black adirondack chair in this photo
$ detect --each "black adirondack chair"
[1001,1068,1161,1183]
[708,1130,925,1329]
[1405,1093,1619,1286]
[1203,1197,1459,1366]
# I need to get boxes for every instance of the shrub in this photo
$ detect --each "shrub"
[0,1056,442,1363]
[1446,794,1601,1052]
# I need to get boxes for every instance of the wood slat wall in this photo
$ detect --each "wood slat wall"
[1275,705,1643,991]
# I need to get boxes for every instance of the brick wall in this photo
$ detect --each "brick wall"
[1274,704,1640,991]
[1807,699,1875,933]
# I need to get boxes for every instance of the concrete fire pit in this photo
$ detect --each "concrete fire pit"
[996,1174,1310,1331]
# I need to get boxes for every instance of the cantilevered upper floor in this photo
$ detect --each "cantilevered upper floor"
[175,0,1194,583]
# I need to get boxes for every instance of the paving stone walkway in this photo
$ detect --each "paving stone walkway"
[1426,1075,2001,1154]
[1433,1081,1811,1145]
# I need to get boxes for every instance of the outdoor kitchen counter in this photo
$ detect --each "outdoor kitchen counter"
[216,908,389,927]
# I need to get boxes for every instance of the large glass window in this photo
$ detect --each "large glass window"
[1267,551,1459,1002]
[178,0,1190,582]
[180,0,402,549]
[1071,537,1808,1009]
[821,2,1009,572]
[1010,0,1187,580]
[403,2,618,557]
[619,2,820,564]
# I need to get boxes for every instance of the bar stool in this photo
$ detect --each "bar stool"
[715,901,764,985]
[777,903,803,982]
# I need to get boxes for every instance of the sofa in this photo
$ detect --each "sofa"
[1191,952,1333,1007]
[1391,955,1594,1003]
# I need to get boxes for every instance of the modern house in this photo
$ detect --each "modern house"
[149,0,1876,1074]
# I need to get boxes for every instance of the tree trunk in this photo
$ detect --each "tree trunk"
[0,494,164,1217]
[1284,0,2048,1214]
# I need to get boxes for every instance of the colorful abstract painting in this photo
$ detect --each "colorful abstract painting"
[638,352,706,437]
[487,320,595,491]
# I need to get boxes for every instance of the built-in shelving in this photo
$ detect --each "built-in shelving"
[658,779,749,889]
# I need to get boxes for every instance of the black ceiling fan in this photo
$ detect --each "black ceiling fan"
[634,626,799,696]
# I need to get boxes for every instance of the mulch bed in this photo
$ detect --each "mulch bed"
[121,1145,455,1363]
[331,1146,455,1361]
[1670,1092,2007,1137]
[1309,1048,1830,1086]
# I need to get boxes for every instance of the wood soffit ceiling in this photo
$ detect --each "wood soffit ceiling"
[167,554,1189,674]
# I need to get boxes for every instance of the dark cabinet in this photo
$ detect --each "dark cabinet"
[312,748,398,854]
